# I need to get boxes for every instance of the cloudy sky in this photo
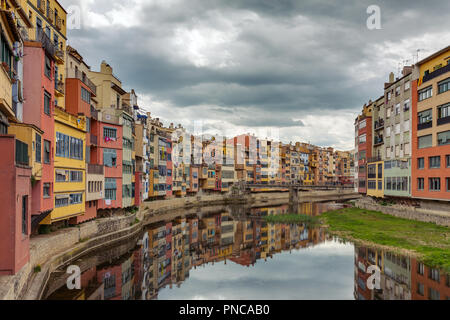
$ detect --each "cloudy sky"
[60,0,450,150]
[157,240,355,300]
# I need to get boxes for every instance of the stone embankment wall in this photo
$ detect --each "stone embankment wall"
[356,197,450,227]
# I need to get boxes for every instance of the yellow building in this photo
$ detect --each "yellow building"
[8,123,44,180]
[366,160,384,198]
[0,0,23,132]
[43,107,86,224]
[25,0,67,109]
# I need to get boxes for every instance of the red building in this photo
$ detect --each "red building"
[411,258,450,300]
[0,136,32,275]
[22,41,56,225]
[65,46,100,223]
[355,102,373,194]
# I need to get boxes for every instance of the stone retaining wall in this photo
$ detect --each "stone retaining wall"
[356,198,450,227]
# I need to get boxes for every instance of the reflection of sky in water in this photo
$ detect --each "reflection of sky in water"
[158,240,355,300]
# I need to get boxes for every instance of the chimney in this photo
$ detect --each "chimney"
[402,66,413,76]
[389,72,395,83]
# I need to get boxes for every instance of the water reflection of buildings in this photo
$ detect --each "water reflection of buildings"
[354,245,449,300]
[46,204,329,300]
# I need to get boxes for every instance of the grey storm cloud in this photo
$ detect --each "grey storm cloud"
[61,0,450,149]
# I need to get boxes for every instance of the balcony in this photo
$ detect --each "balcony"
[437,116,450,126]
[367,156,382,163]
[88,164,104,175]
[54,47,65,64]
[36,29,56,57]
[55,81,64,96]
[55,16,62,30]
[90,134,98,146]
[374,119,384,131]
[47,8,54,23]
[74,70,97,95]
[422,63,450,84]
[38,0,45,14]
[374,136,384,146]
[418,121,432,131]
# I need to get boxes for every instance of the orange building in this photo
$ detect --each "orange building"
[411,258,449,300]
[411,45,450,200]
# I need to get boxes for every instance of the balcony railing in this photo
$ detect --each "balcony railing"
[55,16,62,30]
[88,164,104,175]
[36,29,56,57]
[55,81,65,95]
[374,136,384,146]
[374,119,384,130]
[418,121,432,131]
[47,8,54,23]
[437,116,450,126]
[55,48,65,62]
[367,156,382,163]
[38,0,45,14]
[423,63,450,84]
[74,70,97,95]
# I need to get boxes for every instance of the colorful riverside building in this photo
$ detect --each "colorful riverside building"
[48,106,86,225]
[0,0,34,275]
[355,102,373,194]
[381,67,413,199]
[89,61,128,210]
[26,0,67,111]
[65,45,103,223]
[9,34,56,229]
[412,45,450,200]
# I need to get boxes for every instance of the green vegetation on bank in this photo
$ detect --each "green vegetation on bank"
[264,214,320,225]
[321,208,450,272]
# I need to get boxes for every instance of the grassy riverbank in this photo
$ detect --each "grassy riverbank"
[321,208,450,271]
[264,214,320,225]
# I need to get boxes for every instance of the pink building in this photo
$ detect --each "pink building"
[23,41,56,225]
[0,135,32,275]
[96,118,123,211]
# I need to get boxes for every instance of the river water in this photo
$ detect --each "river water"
[43,202,450,300]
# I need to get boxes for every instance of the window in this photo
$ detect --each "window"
[404,81,410,91]
[438,130,450,146]
[395,103,400,115]
[44,91,51,115]
[70,171,83,182]
[429,156,441,169]
[418,158,425,169]
[56,132,69,157]
[70,193,83,205]
[417,283,424,296]
[418,86,432,101]
[395,86,400,96]
[70,137,83,160]
[418,262,425,275]
[359,120,366,130]
[359,134,366,144]
[429,268,440,282]
[418,135,432,149]
[35,133,41,163]
[429,288,440,300]
[44,55,51,79]
[43,183,51,198]
[55,170,69,182]
[103,149,117,167]
[447,178,450,192]
[438,77,450,94]
[55,196,69,208]
[103,127,117,139]
[417,178,424,191]
[429,178,441,191]
[368,181,376,190]
[438,103,450,121]
[447,155,450,168]
[418,109,432,125]
[81,87,91,103]
[44,140,50,164]
[404,99,410,112]
[22,196,27,235]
